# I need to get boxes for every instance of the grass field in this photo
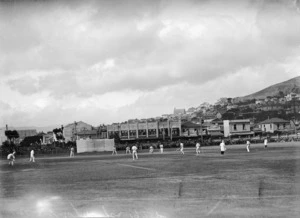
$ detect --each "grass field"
[1,142,300,218]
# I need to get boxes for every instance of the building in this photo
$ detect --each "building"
[259,118,290,133]
[63,121,94,142]
[173,108,186,116]
[223,119,253,137]
[107,119,184,140]
[77,129,102,140]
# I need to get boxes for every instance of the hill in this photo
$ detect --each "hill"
[236,76,300,101]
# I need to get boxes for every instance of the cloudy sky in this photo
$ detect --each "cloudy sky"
[1,0,300,127]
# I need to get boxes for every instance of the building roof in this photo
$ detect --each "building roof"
[181,121,201,128]
[174,108,186,115]
[260,118,290,124]
[209,132,223,136]
[228,119,250,123]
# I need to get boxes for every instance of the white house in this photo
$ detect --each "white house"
[259,118,290,133]
[223,119,253,137]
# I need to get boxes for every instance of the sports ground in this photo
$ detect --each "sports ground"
[1,142,300,218]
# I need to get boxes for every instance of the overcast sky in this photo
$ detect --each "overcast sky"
[1,0,300,127]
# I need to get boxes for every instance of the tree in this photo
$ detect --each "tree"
[109,132,121,143]
[5,130,19,143]
[215,98,228,106]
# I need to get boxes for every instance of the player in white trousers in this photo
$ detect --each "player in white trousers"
[160,144,164,153]
[264,138,268,148]
[220,140,226,155]
[132,145,138,160]
[7,151,16,166]
[70,146,75,157]
[246,140,250,152]
[149,146,154,154]
[112,145,117,155]
[29,149,35,162]
[196,142,201,155]
[180,142,184,155]
[126,146,131,154]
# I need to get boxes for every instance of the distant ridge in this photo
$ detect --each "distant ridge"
[236,76,300,101]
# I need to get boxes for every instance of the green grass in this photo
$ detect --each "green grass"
[1,142,300,218]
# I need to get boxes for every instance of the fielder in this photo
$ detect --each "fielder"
[220,140,226,155]
[180,142,184,155]
[29,149,35,162]
[7,151,16,166]
[160,143,164,153]
[149,146,154,154]
[70,146,75,157]
[196,142,201,155]
[246,140,250,152]
[132,145,138,160]
[264,138,268,148]
[112,145,117,155]
[126,146,131,154]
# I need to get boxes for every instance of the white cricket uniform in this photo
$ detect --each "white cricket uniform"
[196,143,200,154]
[7,153,15,166]
[70,147,75,157]
[112,146,117,155]
[160,144,164,153]
[126,147,131,154]
[132,146,138,160]
[220,142,226,155]
[264,139,268,148]
[29,150,35,162]
[246,141,250,152]
[180,143,184,154]
[149,146,154,153]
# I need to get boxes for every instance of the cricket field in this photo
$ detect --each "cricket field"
[1,142,300,218]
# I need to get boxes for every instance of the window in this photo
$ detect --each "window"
[277,124,280,129]
[233,124,237,131]
[243,124,246,130]
[270,124,272,129]
[283,124,286,128]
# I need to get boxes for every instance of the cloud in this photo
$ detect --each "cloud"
[1,0,300,126]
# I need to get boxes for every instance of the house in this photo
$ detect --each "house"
[255,99,265,105]
[63,121,94,142]
[223,119,254,137]
[259,118,290,133]
[279,97,286,104]
[174,108,186,116]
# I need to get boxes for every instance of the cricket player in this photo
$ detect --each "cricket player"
[70,146,75,157]
[126,146,131,154]
[246,140,250,152]
[160,144,164,153]
[196,142,201,155]
[112,145,117,155]
[7,151,16,166]
[220,140,226,155]
[149,146,154,154]
[29,149,35,162]
[264,138,268,148]
[132,145,138,160]
[180,142,184,155]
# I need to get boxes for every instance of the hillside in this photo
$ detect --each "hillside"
[237,76,300,101]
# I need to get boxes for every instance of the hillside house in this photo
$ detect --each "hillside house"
[223,119,254,137]
[259,118,290,133]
